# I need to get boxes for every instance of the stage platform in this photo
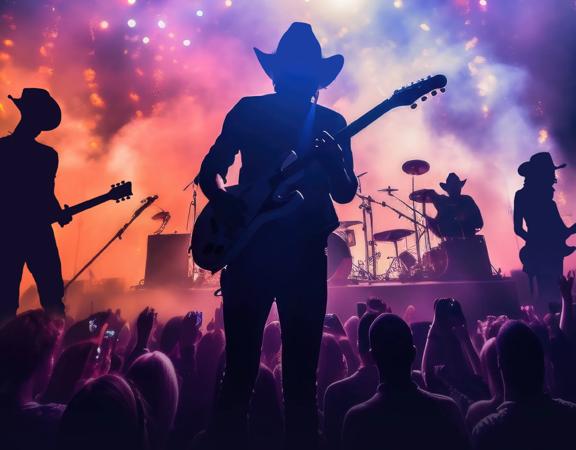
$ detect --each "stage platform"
[47,277,522,326]
[327,278,521,324]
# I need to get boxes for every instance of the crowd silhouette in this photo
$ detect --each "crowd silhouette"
[2,283,576,450]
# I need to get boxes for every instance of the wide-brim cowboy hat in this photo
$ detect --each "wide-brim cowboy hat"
[440,172,466,191]
[518,152,566,177]
[254,22,344,89]
[8,88,61,131]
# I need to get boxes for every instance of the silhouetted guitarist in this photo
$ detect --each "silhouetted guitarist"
[0,89,71,324]
[514,152,576,307]
[196,23,357,449]
[429,172,483,238]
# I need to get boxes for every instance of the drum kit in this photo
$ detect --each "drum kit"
[327,159,454,283]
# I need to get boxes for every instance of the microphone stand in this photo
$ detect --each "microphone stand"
[357,173,377,281]
[184,181,198,283]
[64,195,159,294]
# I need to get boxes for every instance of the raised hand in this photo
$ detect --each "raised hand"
[136,307,157,348]
[180,311,202,349]
[559,271,575,302]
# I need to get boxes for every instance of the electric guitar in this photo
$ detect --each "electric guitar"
[51,181,133,224]
[192,75,448,273]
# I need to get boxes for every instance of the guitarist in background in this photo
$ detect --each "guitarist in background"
[197,23,357,449]
[0,88,71,324]
[514,152,576,309]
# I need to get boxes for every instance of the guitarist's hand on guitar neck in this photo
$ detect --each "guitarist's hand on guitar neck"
[315,130,345,170]
[57,205,73,227]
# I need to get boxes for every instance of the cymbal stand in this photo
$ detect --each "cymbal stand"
[383,240,407,280]
[357,192,378,281]
[388,189,430,259]
[411,176,422,264]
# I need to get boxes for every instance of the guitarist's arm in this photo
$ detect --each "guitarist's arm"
[317,116,357,204]
[48,150,72,227]
[513,191,528,241]
[197,100,245,225]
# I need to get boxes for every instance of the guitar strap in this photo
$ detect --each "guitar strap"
[295,94,318,157]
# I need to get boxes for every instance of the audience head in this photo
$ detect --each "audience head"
[0,310,60,398]
[357,312,379,363]
[127,351,178,445]
[58,374,149,450]
[369,314,415,383]
[262,321,281,363]
[497,320,545,400]
[343,315,359,353]
[42,341,98,404]
[479,337,502,397]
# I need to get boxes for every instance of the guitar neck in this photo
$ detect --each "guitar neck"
[279,98,394,180]
[335,98,393,142]
[51,194,111,224]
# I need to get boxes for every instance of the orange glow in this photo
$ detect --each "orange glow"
[89,92,106,108]
[3,39,14,47]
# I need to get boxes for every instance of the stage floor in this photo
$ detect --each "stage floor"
[52,277,522,326]
[327,278,521,324]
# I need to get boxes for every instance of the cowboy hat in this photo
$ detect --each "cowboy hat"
[517,152,566,177]
[254,22,344,89]
[440,173,466,192]
[8,88,61,131]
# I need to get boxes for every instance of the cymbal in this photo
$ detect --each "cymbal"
[374,229,414,242]
[339,220,363,228]
[409,189,437,204]
[402,159,430,176]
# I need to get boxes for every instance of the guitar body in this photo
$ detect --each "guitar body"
[191,182,304,273]
[519,240,575,275]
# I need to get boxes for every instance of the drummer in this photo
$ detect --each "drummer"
[429,173,483,238]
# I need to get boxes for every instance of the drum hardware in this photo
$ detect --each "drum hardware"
[357,172,378,281]
[407,188,437,258]
[401,159,430,265]
[374,228,415,280]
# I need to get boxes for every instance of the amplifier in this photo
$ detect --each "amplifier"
[144,234,191,286]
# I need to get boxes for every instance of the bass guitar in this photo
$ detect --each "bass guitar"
[192,75,448,273]
[51,181,133,224]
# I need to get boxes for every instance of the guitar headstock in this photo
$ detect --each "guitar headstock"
[390,74,448,109]
[108,181,133,202]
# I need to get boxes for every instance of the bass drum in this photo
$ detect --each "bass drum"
[422,246,448,277]
[327,232,353,283]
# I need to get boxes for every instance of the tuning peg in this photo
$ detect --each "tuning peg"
[111,184,114,188]
[121,180,125,184]
[116,199,120,203]
[440,87,446,93]
[421,96,427,101]
[431,90,437,96]
[410,104,417,109]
